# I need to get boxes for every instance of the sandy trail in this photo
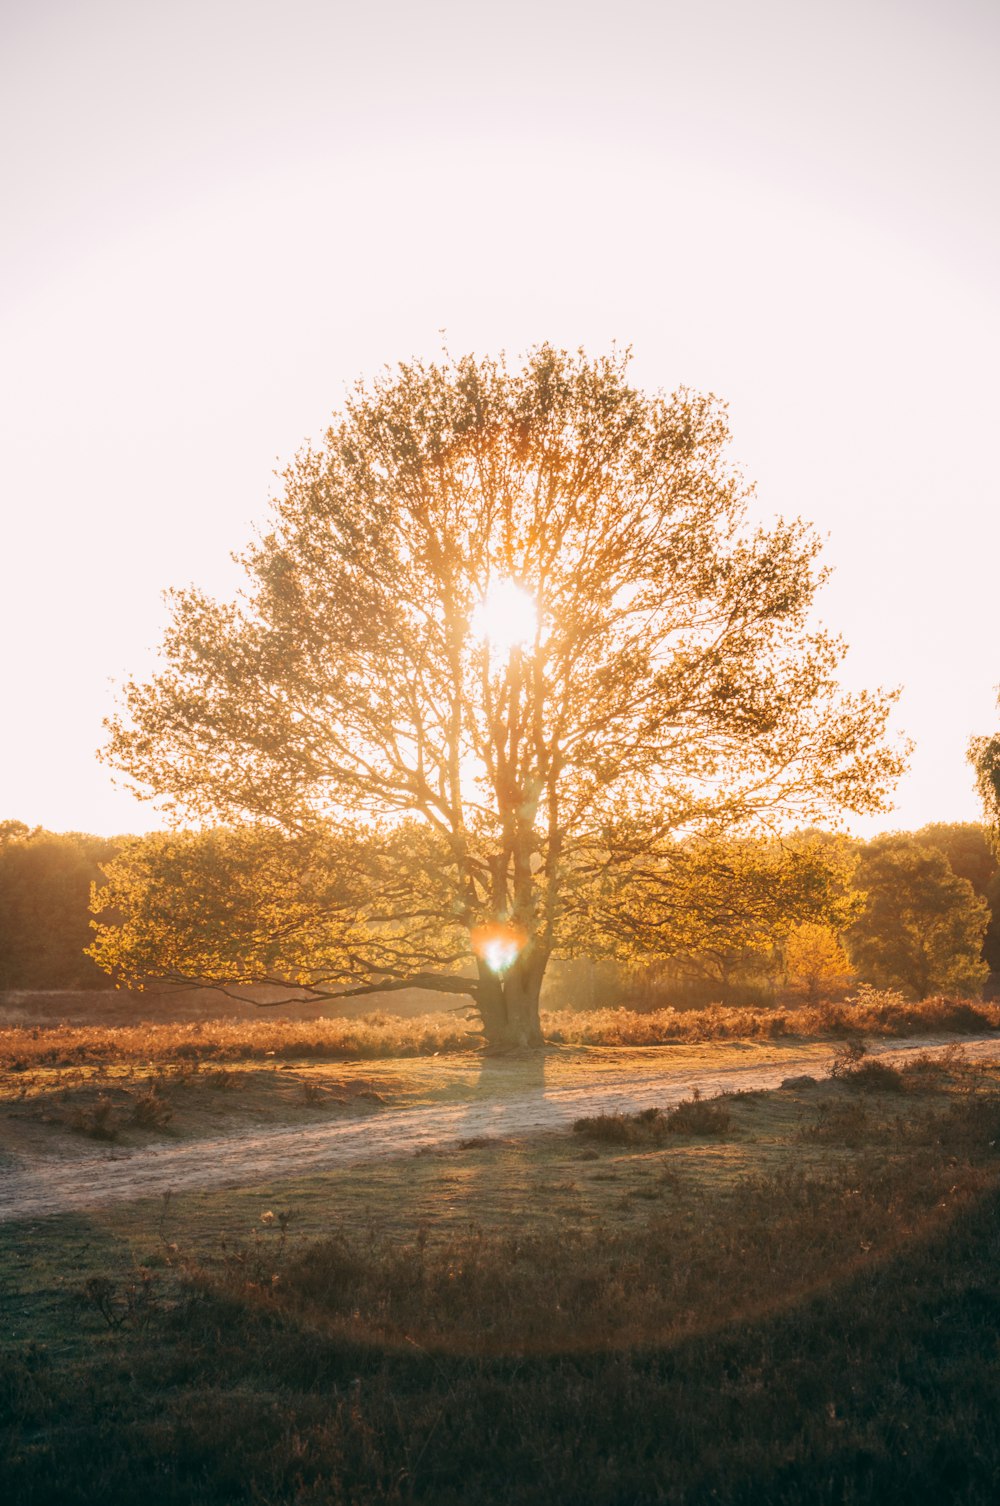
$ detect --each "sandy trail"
[1,1036,995,1223]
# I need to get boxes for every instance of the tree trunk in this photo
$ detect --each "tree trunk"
[476,952,546,1050]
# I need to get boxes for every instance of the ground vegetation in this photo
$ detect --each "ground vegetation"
[3,1053,1000,1504]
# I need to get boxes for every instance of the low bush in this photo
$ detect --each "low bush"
[128,1085,174,1129]
[663,1090,733,1135]
[573,1093,733,1144]
[572,1106,670,1145]
[844,1058,907,1093]
[68,1094,119,1140]
[829,1040,906,1093]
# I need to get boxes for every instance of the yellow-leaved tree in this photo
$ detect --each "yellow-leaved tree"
[784,923,854,1003]
[97,347,905,1048]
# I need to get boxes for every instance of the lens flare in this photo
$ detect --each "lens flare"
[482,936,521,973]
[471,922,527,974]
[471,580,537,656]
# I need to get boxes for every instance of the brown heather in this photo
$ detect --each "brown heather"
[1,994,997,1071]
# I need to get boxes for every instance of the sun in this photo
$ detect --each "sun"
[471,579,538,656]
[470,922,527,974]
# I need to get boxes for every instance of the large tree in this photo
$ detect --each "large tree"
[102,346,903,1047]
[914,822,998,901]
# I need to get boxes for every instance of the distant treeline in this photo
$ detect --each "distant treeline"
[0,821,125,989]
[1,818,999,1001]
[604,822,1000,1009]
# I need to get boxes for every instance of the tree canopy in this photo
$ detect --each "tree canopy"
[970,701,1000,857]
[846,835,989,1000]
[783,922,853,1003]
[90,824,852,1013]
[102,346,905,1046]
[914,822,998,900]
[914,821,1000,977]
[0,823,121,990]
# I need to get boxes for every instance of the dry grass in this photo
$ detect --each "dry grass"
[0,1010,480,1070]
[544,993,1000,1046]
[0,993,996,1074]
[0,1058,415,1148]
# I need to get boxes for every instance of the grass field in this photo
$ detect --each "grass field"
[3,1029,1000,1504]
[2,989,997,1071]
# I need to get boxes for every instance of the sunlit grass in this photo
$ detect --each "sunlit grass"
[1,994,996,1072]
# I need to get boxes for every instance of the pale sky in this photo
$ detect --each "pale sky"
[2,0,998,837]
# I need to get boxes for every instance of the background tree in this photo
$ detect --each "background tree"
[913,822,998,901]
[969,703,1000,852]
[0,824,122,990]
[915,821,1000,976]
[579,829,855,1007]
[102,346,904,1048]
[846,835,989,1000]
[783,922,853,1003]
[969,712,1000,986]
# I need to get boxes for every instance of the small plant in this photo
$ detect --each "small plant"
[129,1085,173,1129]
[847,1058,906,1092]
[261,1208,294,1236]
[664,1089,733,1136]
[69,1095,119,1140]
[830,1040,905,1092]
[204,1068,242,1090]
[81,1267,160,1330]
[850,983,908,1013]
[900,1045,968,1088]
[573,1107,669,1145]
[830,1039,869,1077]
[217,1209,295,1291]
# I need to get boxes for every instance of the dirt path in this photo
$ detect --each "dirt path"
[2,1036,996,1223]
